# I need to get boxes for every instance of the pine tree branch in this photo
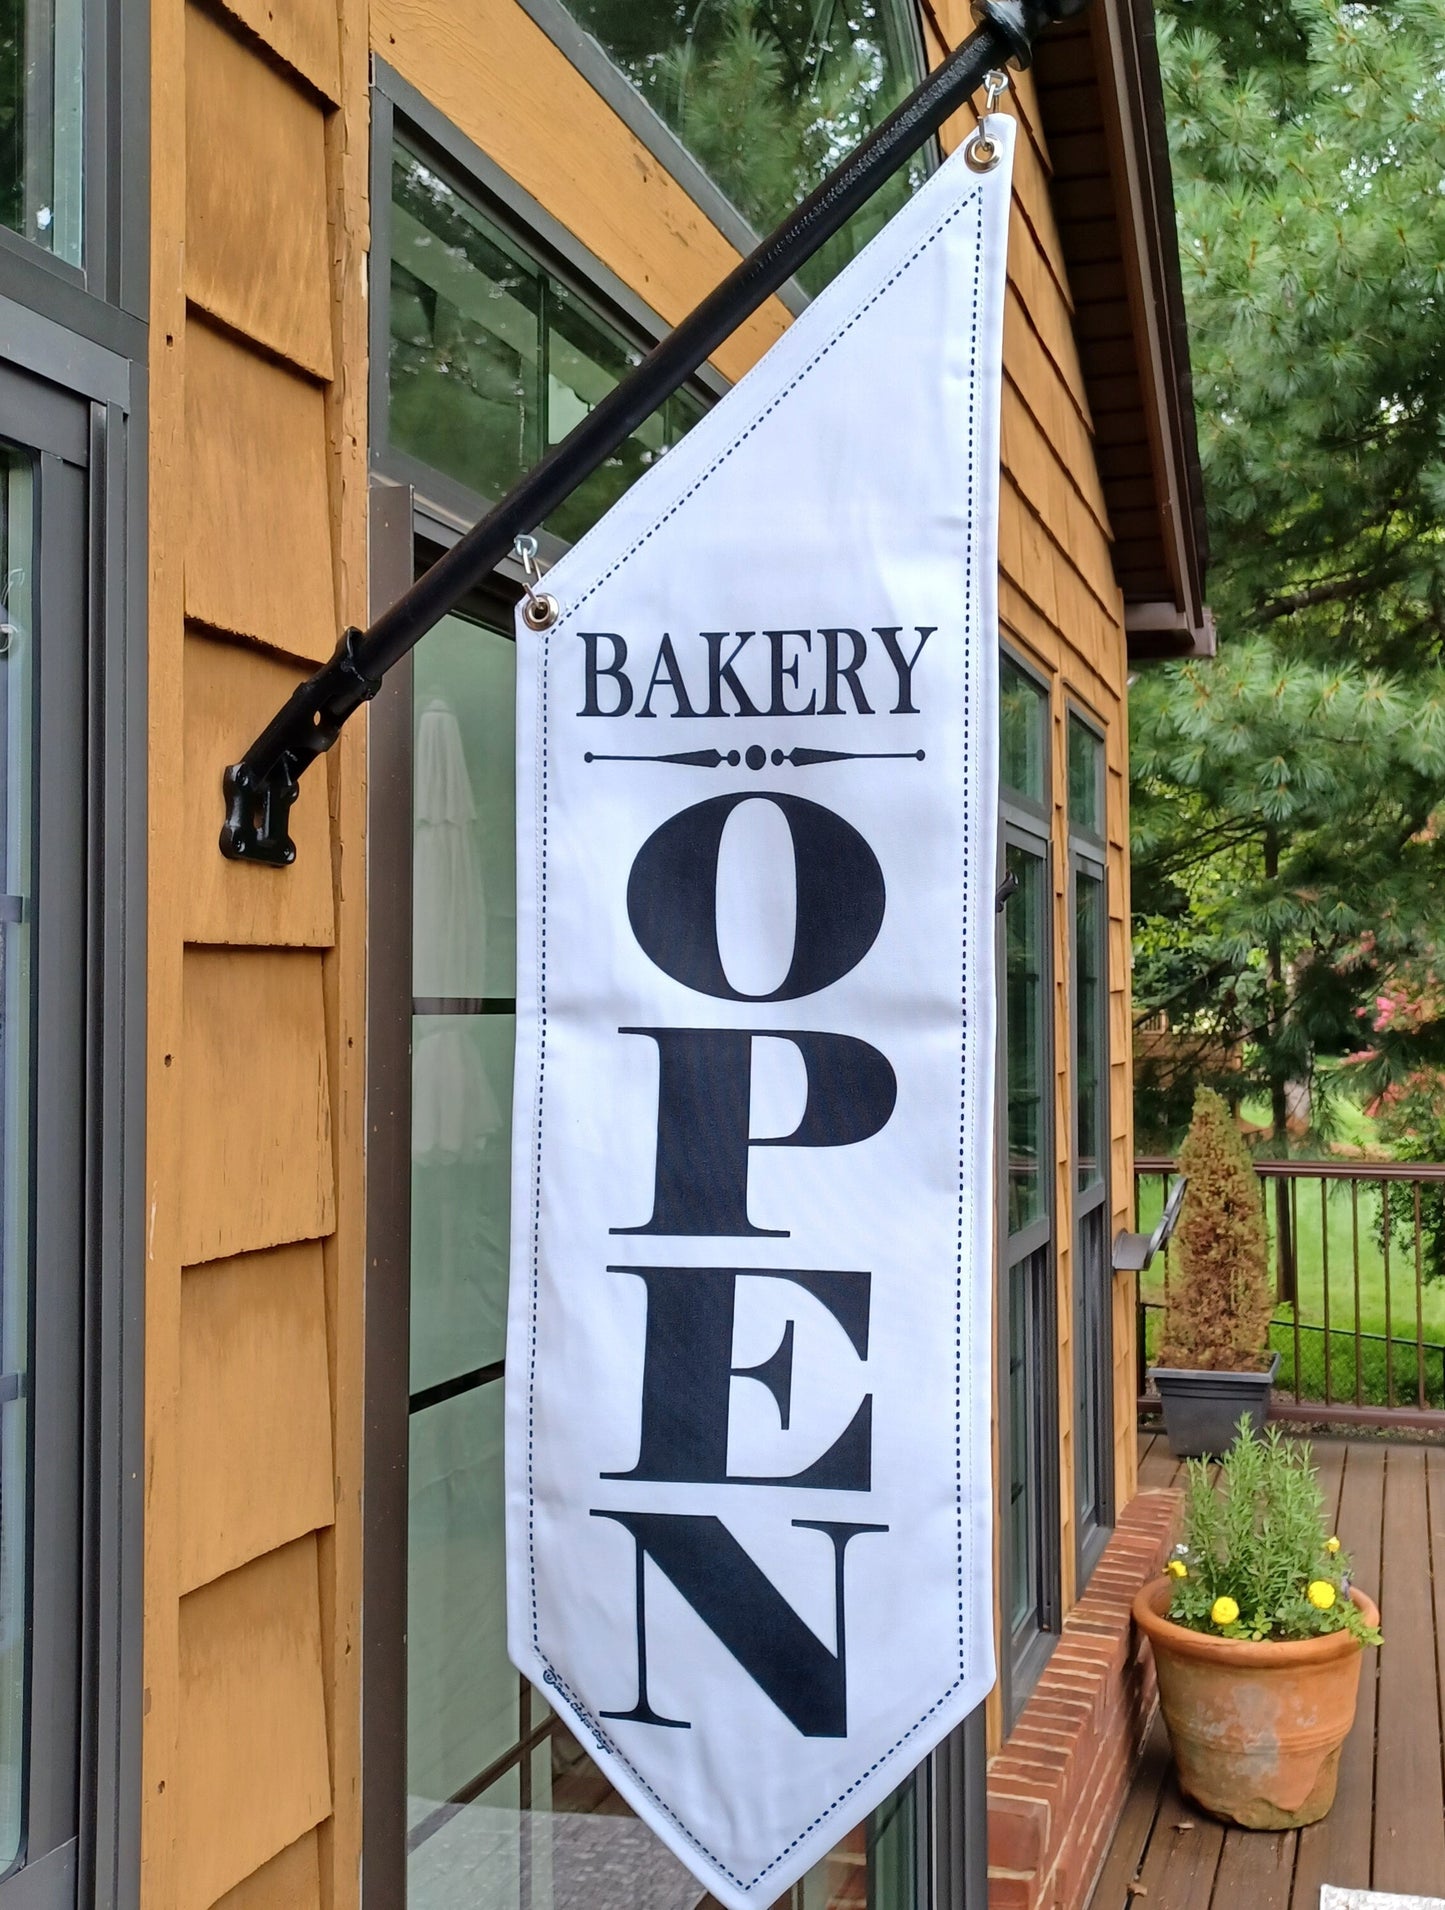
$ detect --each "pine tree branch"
[1258,572,1382,623]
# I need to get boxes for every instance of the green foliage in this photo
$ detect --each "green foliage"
[1169,1423,1380,1645]
[564,0,927,292]
[1160,1088,1274,1370]
[1373,1055,1445,1284]
[1135,1,1445,1145]
[1131,638,1445,1141]
[1163,0,1445,671]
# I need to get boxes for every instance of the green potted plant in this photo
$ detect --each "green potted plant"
[1133,1424,1381,1827]
[1150,1086,1277,1457]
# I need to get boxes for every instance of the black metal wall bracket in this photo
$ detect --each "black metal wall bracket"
[219,0,1091,867]
[220,626,382,864]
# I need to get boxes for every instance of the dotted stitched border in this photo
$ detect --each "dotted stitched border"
[524,175,994,1896]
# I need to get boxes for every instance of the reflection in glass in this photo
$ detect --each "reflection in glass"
[408,1385,517,1815]
[999,657,1046,803]
[0,447,33,1867]
[411,615,519,1394]
[0,0,83,261]
[389,144,705,541]
[560,0,928,294]
[1067,716,1102,836]
[1004,843,1046,1235]
[1074,869,1104,1194]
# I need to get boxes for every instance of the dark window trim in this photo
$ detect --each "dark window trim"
[0,5,147,1904]
[0,0,148,327]
[1066,703,1113,1590]
[996,646,1062,1729]
[361,480,414,1910]
[997,817,1062,1716]
[0,354,143,1910]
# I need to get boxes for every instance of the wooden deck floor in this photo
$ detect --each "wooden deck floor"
[1089,1431,1445,1910]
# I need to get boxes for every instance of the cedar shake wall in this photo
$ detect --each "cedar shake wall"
[145,1,368,1902]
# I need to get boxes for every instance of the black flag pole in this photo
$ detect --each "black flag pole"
[220,0,1089,866]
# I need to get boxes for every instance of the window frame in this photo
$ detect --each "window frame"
[1066,706,1113,1590]
[0,0,149,345]
[0,353,140,1910]
[995,645,1061,1730]
[0,3,147,1900]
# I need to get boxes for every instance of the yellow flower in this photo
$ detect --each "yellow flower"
[1166,1559,1188,1579]
[1307,1580,1337,1611]
[1211,1596,1240,1627]
[1325,1537,1342,1555]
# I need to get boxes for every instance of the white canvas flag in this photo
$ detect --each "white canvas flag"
[507,115,1014,1910]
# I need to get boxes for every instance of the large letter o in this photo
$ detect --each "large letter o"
[626,792,886,1002]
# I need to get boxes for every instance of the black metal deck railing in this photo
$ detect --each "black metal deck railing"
[1134,1157,1445,1430]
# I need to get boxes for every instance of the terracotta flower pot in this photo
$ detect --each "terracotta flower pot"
[1132,1576,1380,1829]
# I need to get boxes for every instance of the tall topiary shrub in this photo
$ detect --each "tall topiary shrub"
[1159,1087,1273,1371]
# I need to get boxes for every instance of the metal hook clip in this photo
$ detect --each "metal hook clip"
[513,533,560,631]
[965,68,1011,173]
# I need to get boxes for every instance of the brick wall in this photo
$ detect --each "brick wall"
[987,1491,1181,1910]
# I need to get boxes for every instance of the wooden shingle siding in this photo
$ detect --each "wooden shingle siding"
[184,6,334,378]
[147,0,366,1900]
[175,1537,334,1908]
[182,323,337,661]
[213,0,341,101]
[211,1832,324,1910]
[178,1242,335,1593]
[178,949,335,1267]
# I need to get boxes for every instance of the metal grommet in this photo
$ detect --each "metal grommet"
[522,592,560,631]
[964,128,1000,173]
[514,533,562,630]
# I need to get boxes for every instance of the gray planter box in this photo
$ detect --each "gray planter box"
[1149,1350,1280,1459]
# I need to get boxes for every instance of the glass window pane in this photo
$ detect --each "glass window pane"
[408,1382,515,1818]
[1074,867,1105,1194]
[1075,1206,1108,1534]
[390,149,546,509]
[411,613,518,1396]
[0,0,83,262]
[1067,716,1102,836]
[1004,842,1046,1235]
[414,615,516,1005]
[389,143,705,543]
[1008,1261,1038,1638]
[559,0,928,295]
[0,447,35,1869]
[1000,656,1046,804]
[410,1013,514,1393]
